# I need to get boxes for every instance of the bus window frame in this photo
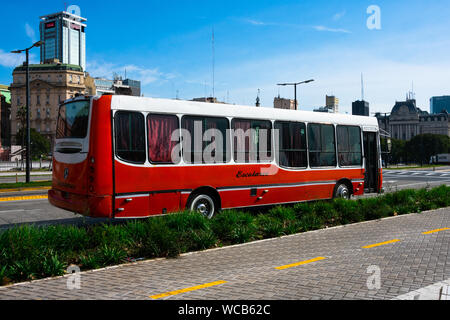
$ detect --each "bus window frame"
[147,113,181,165]
[231,118,274,164]
[274,120,308,170]
[336,125,363,168]
[113,110,147,166]
[307,122,338,169]
[181,115,231,165]
[56,98,91,140]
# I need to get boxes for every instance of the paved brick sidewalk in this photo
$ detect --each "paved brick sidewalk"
[0,208,449,300]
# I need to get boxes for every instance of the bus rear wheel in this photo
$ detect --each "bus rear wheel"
[188,194,216,219]
[334,183,351,200]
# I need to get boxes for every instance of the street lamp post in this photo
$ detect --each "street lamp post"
[11,41,44,183]
[277,79,314,110]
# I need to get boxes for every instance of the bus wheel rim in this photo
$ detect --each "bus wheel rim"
[336,185,350,199]
[192,195,215,218]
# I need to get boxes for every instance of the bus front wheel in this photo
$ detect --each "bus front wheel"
[188,194,216,219]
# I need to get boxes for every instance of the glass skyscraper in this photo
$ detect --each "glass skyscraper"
[430,96,450,114]
[39,11,87,71]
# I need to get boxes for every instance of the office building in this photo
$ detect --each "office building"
[274,96,296,110]
[352,100,370,116]
[430,96,450,114]
[0,85,11,148]
[9,63,87,146]
[40,11,87,71]
[123,79,141,97]
[326,95,339,113]
[85,76,141,96]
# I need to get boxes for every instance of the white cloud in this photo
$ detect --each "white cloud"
[244,19,267,26]
[25,23,37,43]
[86,60,176,86]
[313,25,351,34]
[0,50,25,68]
[333,11,346,21]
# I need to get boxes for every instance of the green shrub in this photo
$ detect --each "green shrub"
[41,250,67,277]
[140,219,181,258]
[97,245,127,266]
[268,206,301,235]
[182,229,218,251]
[79,252,101,270]
[297,212,323,232]
[358,198,394,220]
[211,210,257,244]
[165,211,210,232]
[255,215,284,238]
[311,201,338,226]
[332,199,363,224]
[0,265,9,286]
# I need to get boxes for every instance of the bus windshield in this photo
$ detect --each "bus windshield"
[56,100,90,139]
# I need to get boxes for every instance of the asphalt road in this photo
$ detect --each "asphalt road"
[383,169,450,192]
[0,169,449,229]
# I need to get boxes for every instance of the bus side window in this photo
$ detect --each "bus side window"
[114,111,146,164]
[308,123,337,168]
[148,114,180,164]
[337,126,362,167]
[275,121,307,169]
[182,116,230,164]
[232,119,272,164]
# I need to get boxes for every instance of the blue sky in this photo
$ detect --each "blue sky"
[1,0,450,114]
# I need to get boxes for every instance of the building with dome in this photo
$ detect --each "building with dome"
[376,98,450,141]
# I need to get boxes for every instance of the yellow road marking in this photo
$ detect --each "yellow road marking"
[150,280,228,300]
[422,228,449,235]
[0,195,48,202]
[275,257,326,270]
[362,239,400,249]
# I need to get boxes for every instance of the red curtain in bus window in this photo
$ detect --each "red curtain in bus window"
[115,112,146,163]
[233,120,251,163]
[148,114,179,164]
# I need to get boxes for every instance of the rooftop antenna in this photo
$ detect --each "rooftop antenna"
[361,73,365,101]
[212,26,215,99]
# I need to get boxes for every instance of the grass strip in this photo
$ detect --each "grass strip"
[0,181,52,190]
[0,185,449,286]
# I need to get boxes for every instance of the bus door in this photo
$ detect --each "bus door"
[363,131,379,193]
[112,110,150,218]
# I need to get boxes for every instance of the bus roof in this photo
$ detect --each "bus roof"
[109,95,379,128]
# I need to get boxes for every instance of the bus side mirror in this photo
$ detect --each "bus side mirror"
[381,137,392,154]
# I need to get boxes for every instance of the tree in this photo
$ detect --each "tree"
[405,134,450,165]
[16,105,27,148]
[389,139,407,164]
[16,128,51,160]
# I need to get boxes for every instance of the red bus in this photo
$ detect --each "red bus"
[49,95,382,219]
